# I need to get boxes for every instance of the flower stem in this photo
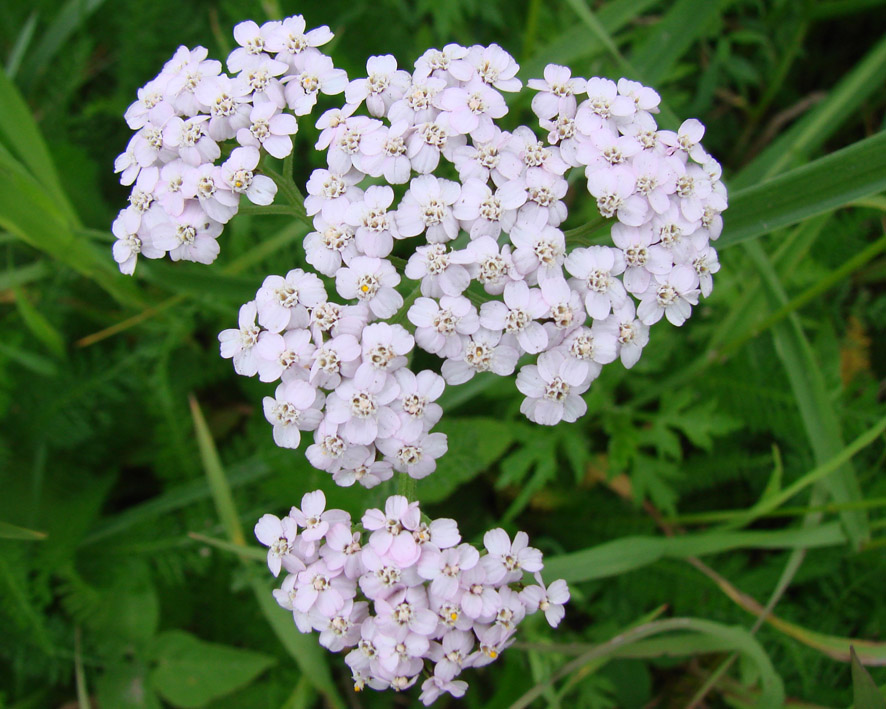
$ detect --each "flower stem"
[397,472,417,501]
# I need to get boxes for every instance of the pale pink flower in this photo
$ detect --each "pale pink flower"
[408,295,479,359]
[221,146,278,206]
[520,573,570,628]
[463,44,521,92]
[637,264,700,326]
[479,280,549,354]
[405,244,471,298]
[262,379,325,448]
[325,367,401,446]
[516,350,589,425]
[564,245,628,320]
[395,175,461,243]
[237,101,299,158]
[528,64,587,120]
[284,53,348,115]
[441,328,519,384]
[254,513,299,576]
[194,74,252,141]
[376,430,448,479]
[218,301,261,376]
[335,256,402,319]
[265,15,334,72]
[345,55,411,117]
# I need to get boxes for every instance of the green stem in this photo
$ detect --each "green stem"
[397,473,417,501]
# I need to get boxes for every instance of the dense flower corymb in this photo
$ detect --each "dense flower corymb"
[256,492,569,704]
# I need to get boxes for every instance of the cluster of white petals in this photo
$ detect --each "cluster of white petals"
[216,40,726,444]
[112,16,346,273]
[218,269,449,485]
[256,492,569,703]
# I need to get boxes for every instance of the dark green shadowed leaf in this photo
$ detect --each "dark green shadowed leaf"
[148,630,275,709]
[418,417,516,503]
[851,646,886,709]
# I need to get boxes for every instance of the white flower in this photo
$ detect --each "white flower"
[218,301,262,376]
[221,146,278,206]
[346,55,411,117]
[255,269,326,332]
[405,245,470,298]
[520,573,570,628]
[284,53,348,115]
[528,64,587,120]
[263,380,325,448]
[237,101,299,158]
[335,256,402,319]
[441,328,519,384]
[395,175,461,243]
[637,265,700,326]
[516,350,589,425]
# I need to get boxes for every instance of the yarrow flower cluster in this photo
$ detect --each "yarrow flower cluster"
[117,17,728,704]
[255,491,569,703]
[207,27,725,460]
[112,16,346,273]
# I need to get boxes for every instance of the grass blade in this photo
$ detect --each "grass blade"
[188,394,245,546]
[543,522,847,583]
[508,618,783,709]
[630,0,728,85]
[721,131,886,248]
[735,32,886,187]
[745,241,868,546]
[188,394,346,709]
[0,521,47,541]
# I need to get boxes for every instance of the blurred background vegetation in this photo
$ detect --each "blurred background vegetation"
[1,0,885,707]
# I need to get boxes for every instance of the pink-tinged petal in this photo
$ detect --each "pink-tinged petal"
[545,604,566,627]
[294,584,318,612]
[430,518,460,548]
[301,490,327,517]
[254,514,283,546]
[390,533,421,567]
[483,528,511,556]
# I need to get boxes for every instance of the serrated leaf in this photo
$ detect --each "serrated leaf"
[149,630,275,709]
[418,417,516,503]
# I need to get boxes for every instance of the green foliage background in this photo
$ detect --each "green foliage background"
[0,0,885,706]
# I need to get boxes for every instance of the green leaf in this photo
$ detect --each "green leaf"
[631,0,728,85]
[0,154,143,307]
[418,417,516,503]
[735,32,886,188]
[746,241,868,546]
[0,520,47,540]
[522,0,659,79]
[148,630,275,709]
[0,69,76,221]
[189,394,245,547]
[249,577,345,709]
[14,287,65,357]
[508,617,784,709]
[722,131,886,248]
[96,663,162,709]
[852,647,886,709]
[543,522,847,583]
